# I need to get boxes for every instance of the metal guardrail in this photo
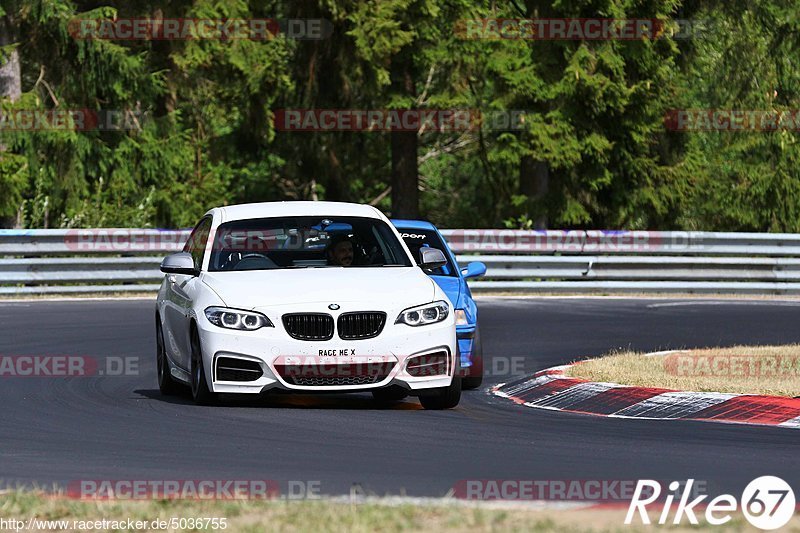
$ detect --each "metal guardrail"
[439,229,800,256]
[0,229,191,255]
[4,229,800,294]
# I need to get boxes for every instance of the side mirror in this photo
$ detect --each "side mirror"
[160,252,198,276]
[461,261,487,279]
[419,248,447,270]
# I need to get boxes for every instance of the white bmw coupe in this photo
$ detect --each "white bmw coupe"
[155,201,461,409]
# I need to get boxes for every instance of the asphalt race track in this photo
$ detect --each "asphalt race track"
[1,297,798,498]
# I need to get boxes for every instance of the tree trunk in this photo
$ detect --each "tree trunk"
[390,48,418,218]
[0,12,21,228]
[519,155,549,229]
[518,1,552,230]
[0,14,21,102]
[326,145,344,201]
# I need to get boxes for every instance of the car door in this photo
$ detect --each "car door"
[163,216,212,371]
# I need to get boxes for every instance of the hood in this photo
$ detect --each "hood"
[201,267,436,310]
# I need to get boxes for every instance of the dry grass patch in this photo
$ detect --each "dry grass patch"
[566,345,800,397]
[2,491,796,532]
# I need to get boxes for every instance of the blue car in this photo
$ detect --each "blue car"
[391,220,487,389]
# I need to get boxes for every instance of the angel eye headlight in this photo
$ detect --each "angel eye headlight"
[222,312,239,328]
[395,301,450,327]
[205,307,273,331]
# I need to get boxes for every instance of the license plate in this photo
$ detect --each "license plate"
[318,348,356,357]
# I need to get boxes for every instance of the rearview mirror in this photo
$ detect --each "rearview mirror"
[419,248,447,270]
[461,261,487,279]
[160,252,198,276]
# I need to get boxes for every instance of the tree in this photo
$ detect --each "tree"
[0,4,24,226]
[2,0,800,232]
[674,0,800,231]
[0,0,293,228]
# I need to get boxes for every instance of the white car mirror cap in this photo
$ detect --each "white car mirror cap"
[160,252,198,276]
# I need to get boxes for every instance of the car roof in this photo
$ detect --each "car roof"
[391,219,437,231]
[217,201,383,223]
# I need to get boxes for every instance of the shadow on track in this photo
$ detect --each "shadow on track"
[134,389,423,410]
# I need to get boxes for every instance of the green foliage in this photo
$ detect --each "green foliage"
[0,0,799,230]
[673,2,800,231]
[1,0,292,227]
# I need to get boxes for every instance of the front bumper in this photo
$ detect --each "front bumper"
[457,325,476,368]
[196,312,457,394]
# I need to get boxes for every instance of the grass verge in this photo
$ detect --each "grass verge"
[0,491,792,532]
[566,345,800,397]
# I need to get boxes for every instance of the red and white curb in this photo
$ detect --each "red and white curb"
[492,355,800,429]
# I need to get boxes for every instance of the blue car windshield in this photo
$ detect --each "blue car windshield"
[397,229,458,277]
[209,216,413,271]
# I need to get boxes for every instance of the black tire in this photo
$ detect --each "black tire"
[419,374,461,410]
[419,350,462,410]
[462,328,484,390]
[156,319,182,396]
[190,327,217,406]
[372,387,409,403]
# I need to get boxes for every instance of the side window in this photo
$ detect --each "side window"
[183,217,212,271]
[399,230,457,276]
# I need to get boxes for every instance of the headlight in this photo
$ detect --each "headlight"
[395,301,450,327]
[204,307,273,331]
[455,309,468,326]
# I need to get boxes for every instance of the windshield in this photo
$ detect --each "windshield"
[209,216,412,271]
[397,229,458,277]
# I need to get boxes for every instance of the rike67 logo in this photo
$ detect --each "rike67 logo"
[626,477,795,530]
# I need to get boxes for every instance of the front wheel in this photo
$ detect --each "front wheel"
[419,374,462,410]
[190,328,217,406]
[156,319,182,396]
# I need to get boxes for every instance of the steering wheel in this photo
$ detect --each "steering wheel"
[365,245,384,265]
